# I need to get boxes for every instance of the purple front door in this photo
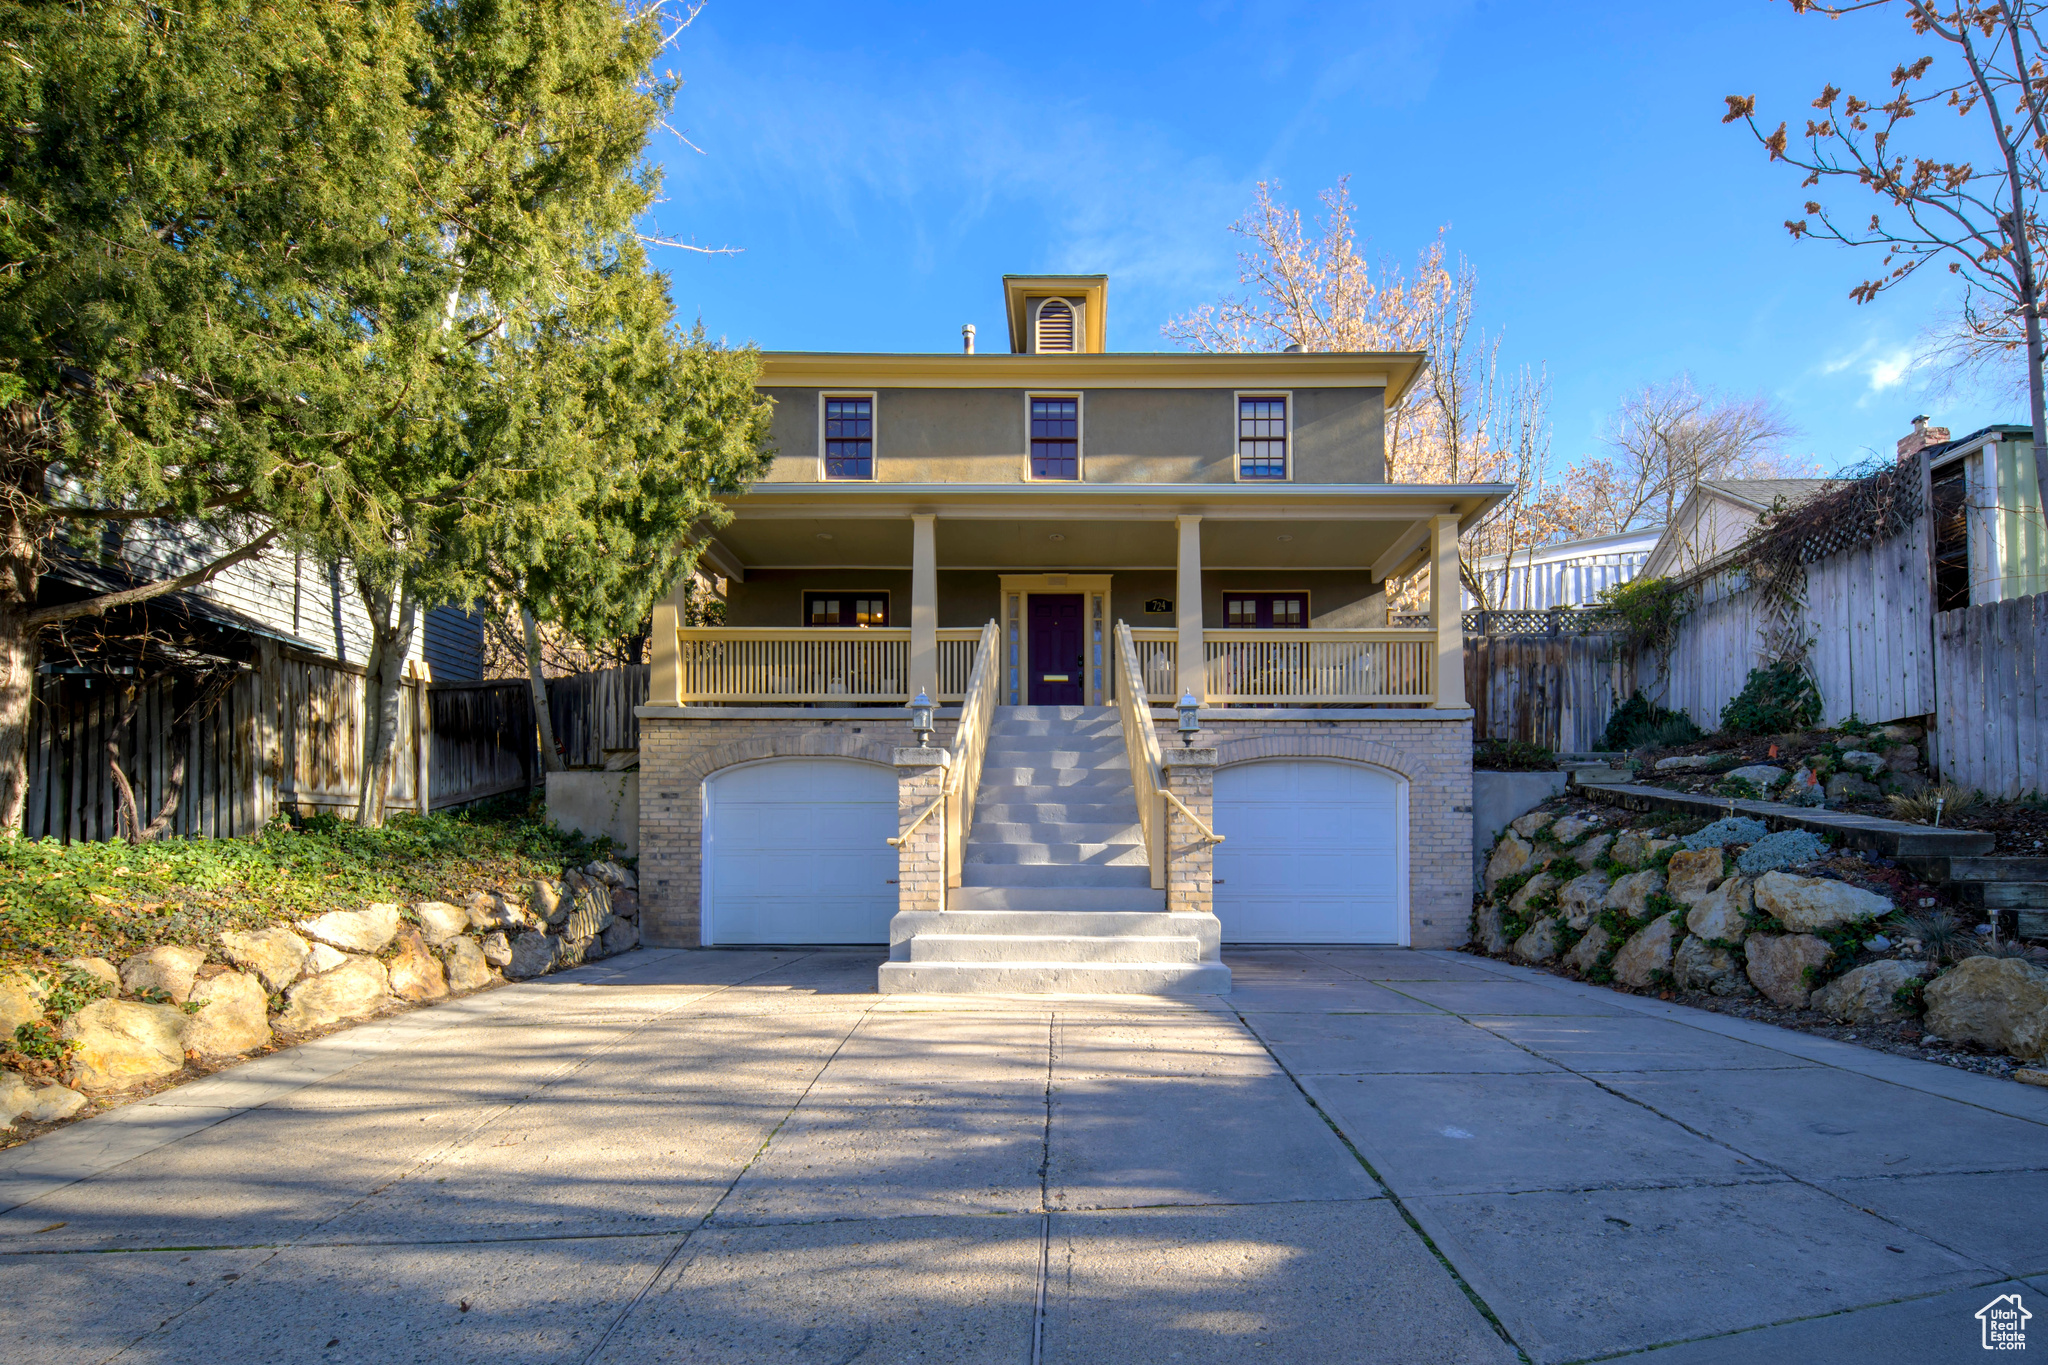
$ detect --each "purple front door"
[1028,595,1085,705]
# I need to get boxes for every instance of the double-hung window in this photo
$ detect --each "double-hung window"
[805,592,888,627]
[1237,395,1288,480]
[1030,397,1080,479]
[1223,593,1307,628]
[824,396,873,479]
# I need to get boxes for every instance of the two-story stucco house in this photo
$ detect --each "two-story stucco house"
[635,275,1510,993]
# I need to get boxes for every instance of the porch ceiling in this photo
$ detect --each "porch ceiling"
[705,482,1510,571]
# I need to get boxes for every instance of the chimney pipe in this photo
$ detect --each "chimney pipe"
[961,323,976,355]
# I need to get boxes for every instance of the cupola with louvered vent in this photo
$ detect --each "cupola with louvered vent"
[1003,275,1108,353]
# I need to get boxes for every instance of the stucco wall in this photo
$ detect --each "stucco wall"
[638,711,1470,951]
[757,386,1385,484]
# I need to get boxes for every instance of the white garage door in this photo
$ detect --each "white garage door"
[1214,760,1406,944]
[704,759,897,945]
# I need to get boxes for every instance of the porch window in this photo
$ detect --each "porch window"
[1030,397,1080,479]
[1238,396,1288,480]
[824,397,873,479]
[1223,592,1307,628]
[804,592,889,627]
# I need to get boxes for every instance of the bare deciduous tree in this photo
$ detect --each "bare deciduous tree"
[1724,0,2048,517]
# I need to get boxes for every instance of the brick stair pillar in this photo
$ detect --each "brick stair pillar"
[894,746,951,914]
[1161,745,1219,918]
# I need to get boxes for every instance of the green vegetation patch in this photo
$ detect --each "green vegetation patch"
[0,796,610,968]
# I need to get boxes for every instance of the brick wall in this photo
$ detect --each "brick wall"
[639,711,1469,951]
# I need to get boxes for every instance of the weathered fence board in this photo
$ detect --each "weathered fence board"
[430,681,536,808]
[1465,633,1633,753]
[1935,594,2047,798]
[546,666,649,768]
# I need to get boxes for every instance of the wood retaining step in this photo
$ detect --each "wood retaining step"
[1576,782,1994,859]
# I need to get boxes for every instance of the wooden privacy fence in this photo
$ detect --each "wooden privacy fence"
[1933,594,2048,799]
[545,665,649,768]
[23,649,535,843]
[1465,631,1635,754]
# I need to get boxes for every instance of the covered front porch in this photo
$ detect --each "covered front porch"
[646,483,1507,712]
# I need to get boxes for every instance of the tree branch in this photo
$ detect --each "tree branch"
[25,528,281,627]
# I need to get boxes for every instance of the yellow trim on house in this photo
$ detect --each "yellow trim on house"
[1003,274,1109,353]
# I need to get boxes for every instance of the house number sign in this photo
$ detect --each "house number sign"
[1144,598,1173,613]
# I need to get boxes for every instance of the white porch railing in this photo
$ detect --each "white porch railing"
[1125,629,1179,704]
[944,620,1002,888]
[675,627,983,703]
[1203,629,1434,705]
[1112,622,1168,889]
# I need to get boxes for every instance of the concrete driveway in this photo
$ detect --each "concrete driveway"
[2,947,2044,1364]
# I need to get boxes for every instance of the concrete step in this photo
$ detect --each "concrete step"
[942,887,1167,913]
[977,786,1136,808]
[959,863,1154,888]
[877,961,1231,995]
[907,933,1204,965]
[962,842,1149,867]
[967,820,1144,845]
[978,766,1133,789]
[897,907,1179,932]
[994,706,1118,722]
[979,749,1130,770]
[974,801,1139,825]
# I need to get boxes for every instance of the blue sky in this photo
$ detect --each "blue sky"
[646,0,2020,476]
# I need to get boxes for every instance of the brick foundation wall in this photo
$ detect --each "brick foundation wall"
[639,710,1470,951]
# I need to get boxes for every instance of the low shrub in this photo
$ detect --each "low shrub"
[1719,661,1821,736]
[1598,691,1703,752]
[1475,738,1557,772]
[1886,784,1981,825]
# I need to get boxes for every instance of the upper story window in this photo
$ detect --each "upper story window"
[805,592,888,627]
[823,396,873,479]
[1035,299,1076,352]
[1238,395,1288,480]
[1030,397,1080,479]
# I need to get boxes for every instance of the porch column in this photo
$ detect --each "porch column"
[1175,514,1204,703]
[1429,513,1466,710]
[910,513,937,700]
[648,577,684,707]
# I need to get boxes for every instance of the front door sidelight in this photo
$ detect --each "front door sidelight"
[1027,594,1085,705]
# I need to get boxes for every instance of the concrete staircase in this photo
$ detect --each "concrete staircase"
[878,706,1230,994]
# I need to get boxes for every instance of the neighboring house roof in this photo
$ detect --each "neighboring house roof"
[1928,423,2032,460]
[1643,478,1834,579]
[1465,527,1663,610]
[1471,525,1665,570]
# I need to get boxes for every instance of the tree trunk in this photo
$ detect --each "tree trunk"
[2026,298,2048,526]
[0,603,37,837]
[354,575,419,827]
[522,606,565,774]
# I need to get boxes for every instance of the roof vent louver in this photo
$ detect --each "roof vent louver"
[1035,299,1075,353]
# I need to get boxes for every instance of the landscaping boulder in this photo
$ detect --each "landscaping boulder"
[1826,772,1882,804]
[588,860,636,891]
[118,945,207,1004]
[61,957,121,992]
[21,1082,86,1123]
[1612,915,1682,988]
[1654,755,1718,772]
[1683,817,1770,851]
[599,917,639,957]
[1725,764,1786,788]
[1563,925,1610,974]
[412,901,471,947]
[0,968,46,1038]
[1509,811,1554,838]
[61,1000,188,1091]
[182,971,271,1058]
[0,1070,31,1126]
[385,929,449,1003]
[610,889,640,921]
[1605,869,1665,917]
[1685,876,1754,944]
[1514,916,1562,964]
[1883,770,1932,799]
[1744,933,1831,1007]
[306,942,349,975]
[1665,849,1724,906]
[1473,902,1512,954]
[1923,956,2048,1059]
[466,891,525,932]
[1612,830,1652,868]
[480,931,513,968]
[1782,767,1826,806]
[1484,833,1537,893]
[555,934,592,970]
[219,928,312,994]
[1569,833,1615,869]
[1754,872,1891,932]
[1813,959,1930,1025]
[1885,744,1920,772]
[559,882,614,944]
[1737,830,1829,876]
[527,878,568,926]
[278,956,390,1033]
[1550,814,1600,844]
[1673,935,1755,996]
[1559,873,1612,930]
[1507,872,1558,915]
[296,904,401,955]
[504,931,557,981]
[440,937,494,993]
[1879,723,1924,743]
[1840,750,1885,776]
